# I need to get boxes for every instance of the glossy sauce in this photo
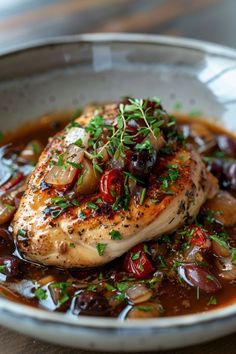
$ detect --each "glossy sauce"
[0,110,236,318]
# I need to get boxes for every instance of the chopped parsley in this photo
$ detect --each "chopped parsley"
[110,230,122,240]
[86,202,98,211]
[139,187,146,205]
[105,283,116,291]
[87,284,98,291]
[78,211,86,219]
[0,265,6,273]
[57,153,64,166]
[131,251,141,261]
[96,243,107,256]
[49,282,72,305]
[159,164,179,194]
[207,296,217,306]
[232,249,236,261]
[34,288,48,301]
[135,305,153,312]
[116,282,129,292]
[17,229,27,240]
[74,138,83,147]
[67,161,82,169]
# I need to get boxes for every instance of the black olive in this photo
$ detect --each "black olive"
[74,291,110,316]
[223,163,236,190]
[207,158,224,179]
[128,150,157,177]
[217,135,236,158]
[126,119,146,144]
[0,229,15,255]
[0,256,20,277]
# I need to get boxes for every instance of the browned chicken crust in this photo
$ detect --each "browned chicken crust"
[13,105,217,268]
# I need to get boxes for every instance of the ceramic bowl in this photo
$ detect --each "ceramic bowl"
[1,34,236,352]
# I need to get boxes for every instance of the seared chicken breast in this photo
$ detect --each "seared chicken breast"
[13,99,217,268]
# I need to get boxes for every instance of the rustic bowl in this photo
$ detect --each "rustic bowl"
[1,34,236,352]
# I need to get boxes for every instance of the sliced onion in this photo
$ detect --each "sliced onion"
[64,127,90,148]
[126,284,153,305]
[0,146,12,187]
[45,145,84,186]
[20,140,43,164]
[0,200,15,225]
[146,132,166,152]
[189,123,216,153]
[212,240,231,258]
[203,190,236,226]
[183,245,202,262]
[215,257,236,280]
[38,275,56,286]
[74,158,101,195]
[127,302,162,319]
[97,147,109,163]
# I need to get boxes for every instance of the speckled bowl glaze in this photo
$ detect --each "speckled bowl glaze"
[1,34,236,352]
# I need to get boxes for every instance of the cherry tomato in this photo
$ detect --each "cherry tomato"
[99,169,124,204]
[189,225,211,249]
[124,244,154,279]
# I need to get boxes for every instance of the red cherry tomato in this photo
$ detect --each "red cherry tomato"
[99,169,124,204]
[189,225,211,249]
[124,243,154,279]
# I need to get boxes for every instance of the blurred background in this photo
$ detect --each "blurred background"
[0,0,235,53]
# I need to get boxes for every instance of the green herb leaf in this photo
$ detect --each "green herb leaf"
[86,202,99,211]
[207,296,217,306]
[110,230,122,240]
[0,265,6,272]
[78,211,86,219]
[34,288,48,301]
[96,243,107,256]
[131,251,141,261]
[74,138,83,147]
[116,282,129,292]
[135,305,153,312]
[67,161,82,169]
[139,188,146,205]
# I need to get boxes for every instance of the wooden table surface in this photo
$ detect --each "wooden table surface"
[1,0,236,353]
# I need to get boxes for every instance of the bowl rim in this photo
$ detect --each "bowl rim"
[1,32,236,59]
[1,32,236,331]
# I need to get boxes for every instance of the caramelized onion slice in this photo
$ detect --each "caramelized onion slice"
[127,302,162,319]
[65,127,90,148]
[45,145,84,186]
[74,158,101,195]
[126,284,153,305]
[203,190,236,226]
[215,257,236,280]
[0,200,15,225]
[146,132,166,152]
[20,140,44,164]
